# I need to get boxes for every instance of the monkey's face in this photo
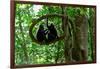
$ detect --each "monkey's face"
[49,24,54,30]
[39,25,44,30]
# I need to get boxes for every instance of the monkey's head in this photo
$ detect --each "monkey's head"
[49,24,55,30]
[39,24,44,30]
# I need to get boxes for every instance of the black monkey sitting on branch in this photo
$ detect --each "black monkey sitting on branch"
[36,24,48,43]
[46,18,58,42]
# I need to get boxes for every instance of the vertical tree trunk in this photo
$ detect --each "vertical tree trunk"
[72,14,88,61]
[89,8,96,61]
[62,6,72,62]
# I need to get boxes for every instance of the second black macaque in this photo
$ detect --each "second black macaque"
[47,23,58,42]
[36,24,48,43]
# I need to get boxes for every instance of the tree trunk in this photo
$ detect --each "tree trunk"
[89,8,96,61]
[62,6,72,62]
[72,14,88,61]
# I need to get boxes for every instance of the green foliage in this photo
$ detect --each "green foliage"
[15,4,95,65]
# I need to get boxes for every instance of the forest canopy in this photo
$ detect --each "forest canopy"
[15,3,96,65]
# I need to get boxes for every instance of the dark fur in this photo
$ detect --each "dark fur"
[47,24,58,42]
[37,25,47,42]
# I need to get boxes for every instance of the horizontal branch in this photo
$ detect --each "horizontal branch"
[31,35,65,45]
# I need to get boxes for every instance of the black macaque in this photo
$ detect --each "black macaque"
[47,23,58,42]
[36,24,48,42]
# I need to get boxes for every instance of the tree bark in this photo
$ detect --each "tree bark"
[72,14,88,61]
[61,6,72,62]
[89,8,96,61]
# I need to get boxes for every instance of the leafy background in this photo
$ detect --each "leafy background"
[15,4,95,65]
